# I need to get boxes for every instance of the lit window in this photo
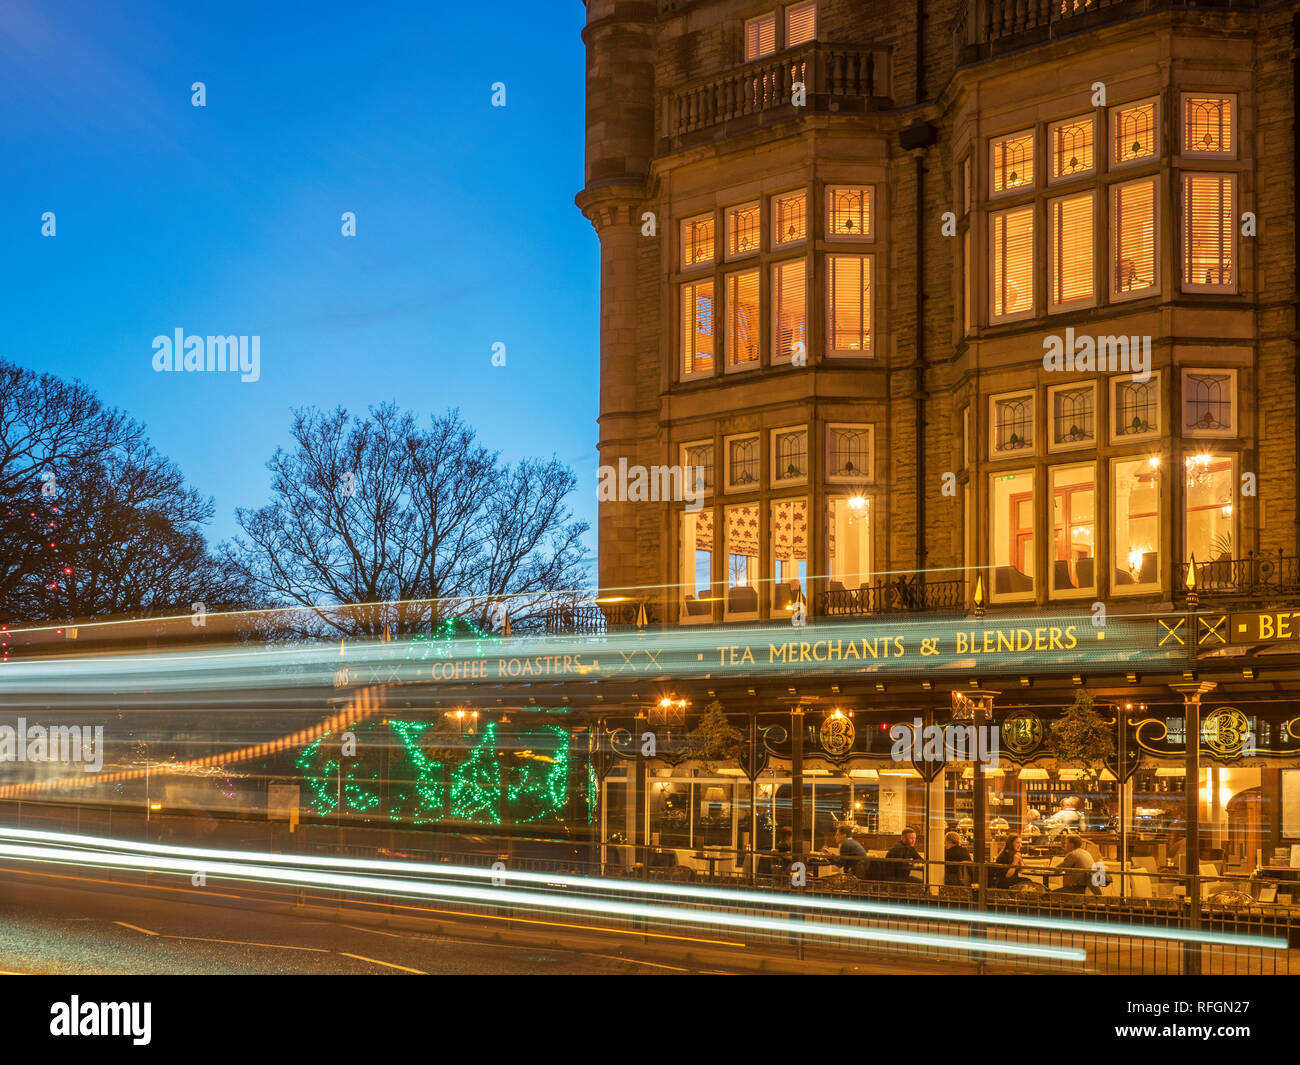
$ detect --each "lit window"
[681,213,715,268]
[683,441,714,494]
[1049,116,1094,181]
[826,186,873,239]
[1182,173,1235,291]
[1048,192,1095,309]
[1050,464,1096,595]
[990,470,1035,600]
[1182,95,1235,157]
[1111,99,1157,166]
[770,497,808,613]
[1111,177,1158,299]
[1113,458,1160,593]
[962,156,972,214]
[826,424,873,482]
[1183,452,1235,566]
[773,190,807,245]
[726,201,761,257]
[990,130,1034,195]
[827,254,873,354]
[962,230,971,335]
[772,259,806,362]
[724,503,760,616]
[745,13,777,60]
[1182,368,1236,436]
[726,270,760,369]
[1049,383,1095,450]
[726,434,761,491]
[991,392,1034,455]
[681,280,714,376]
[785,2,816,47]
[680,511,714,621]
[1111,373,1160,441]
[827,497,871,602]
[990,205,1034,319]
[772,427,808,484]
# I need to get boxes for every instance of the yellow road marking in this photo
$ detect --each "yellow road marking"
[338,952,426,974]
[113,921,158,936]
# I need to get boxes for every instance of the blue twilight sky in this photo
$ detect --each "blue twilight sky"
[0,0,599,556]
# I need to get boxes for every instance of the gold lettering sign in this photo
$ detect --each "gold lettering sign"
[1230,611,1300,644]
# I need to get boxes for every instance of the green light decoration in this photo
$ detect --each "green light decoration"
[295,718,576,827]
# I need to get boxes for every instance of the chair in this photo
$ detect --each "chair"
[727,584,758,614]
[1128,866,1154,899]
[683,594,710,617]
[1052,559,1078,590]
[994,566,1034,595]
[1075,557,1094,588]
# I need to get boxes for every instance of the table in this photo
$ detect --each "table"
[694,850,733,877]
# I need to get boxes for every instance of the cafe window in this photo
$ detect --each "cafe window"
[772,189,807,247]
[827,496,872,595]
[681,213,715,268]
[682,440,714,495]
[771,498,808,613]
[1050,464,1096,596]
[990,390,1034,456]
[1111,372,1160,442]
[726,201,761,258]
[772,426,808,485]
[827,254,873,355]
[1181,173,1236,292]
[990,130,1034,195]
[1111,177,1159,300]
[990,470,1035,601]
[1048,115,1095,182]
[1182,94,1235,158]
[786,1,816,47]
[1048,192,1095,310]
[1048,382,1095,451]
[745,12,777,60]
[1111,98,1158,167]
[680,510,714,621]
[1112,457,1161,594]
[827,185,873,240]
[826,424,874,482]
[1182,368,1236,437]
[681,280,715,377]
[990,205,1034,320]
[726,270,761,369]
[772,259,807,363]
[1184,452,1235,565]
[725,433,761,492]
[724,503,760,617]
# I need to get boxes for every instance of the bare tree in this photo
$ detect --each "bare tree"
[232,405,589,637]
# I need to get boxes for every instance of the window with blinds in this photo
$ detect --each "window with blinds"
[1183,95,1234,157]
[1181,173,1235,291]
[772,259,807,361]
[773,190,807,245]
[785,1,816,46]
[727,202,761,257]
[1049,116,1094,181]
[681,214,715,268]
[681,280,715,375]
[990,131,1034,195]
[1111,177,1158,298]
[991,206,1034,318]
[827,254,873,354]
[1111,99,1157,166]
[745,13,777,60]
[727,270,761,368]
[826,186,873,239]
[1049,193,1094,309]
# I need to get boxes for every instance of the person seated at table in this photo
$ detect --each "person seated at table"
[885,828,923,883]
[994,834,1029,889]
[1052,835,1101,895]
[821,824,867,878]
[943,831,972,886]
[773,826,794,872]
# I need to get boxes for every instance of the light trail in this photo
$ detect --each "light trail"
[0,834,1085,963]
[3,826,1283,954]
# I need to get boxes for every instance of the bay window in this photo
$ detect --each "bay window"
[772,259,807,362]
[827,254,873,354]
[726,270,760,369]
[1112,457,1161,593]
[1050,464,1096,595]
[1181,173,1236,292]
[725,503,761,617]
[991,470,1035,600]
[681,280,715,376]
[680,510,714,620]
[991,206,1034,319]
[1048,192,1095,310]
[1111,177,1158,299]
[771,498,808,613]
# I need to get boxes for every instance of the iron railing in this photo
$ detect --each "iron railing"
[816,575,966,617]
[1174,550,1300,603]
